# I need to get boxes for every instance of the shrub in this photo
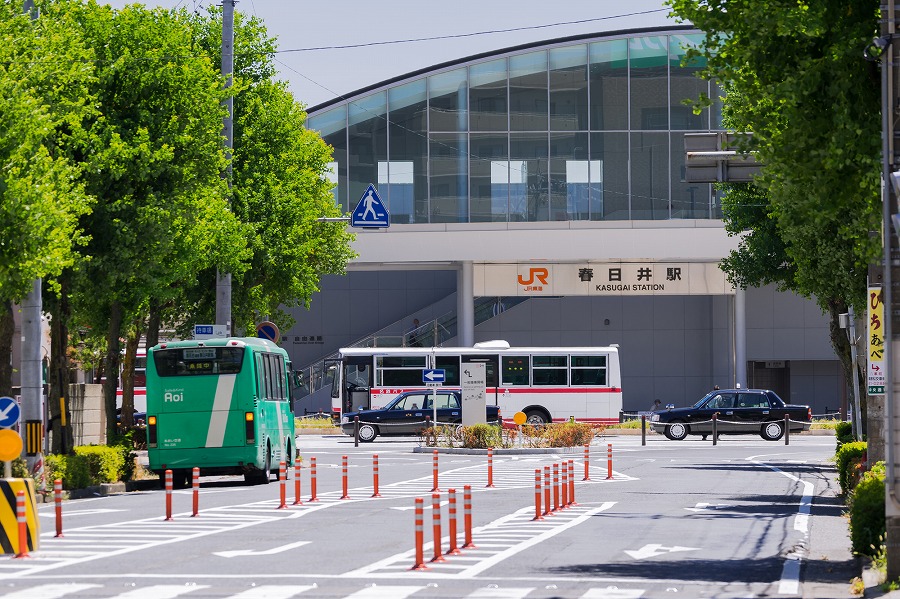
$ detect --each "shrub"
[850,461,886,557]
[44,454,67,486]
[835,420,854,450]
[541,422,596,447]
[836,441,868,495]
[462,424,503,449]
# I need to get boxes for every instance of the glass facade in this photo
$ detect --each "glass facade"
[307,30,724,224]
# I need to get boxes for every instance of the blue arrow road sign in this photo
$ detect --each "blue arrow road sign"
[0,396,20,428]
[351,184,390,228]
[423,369,445,384]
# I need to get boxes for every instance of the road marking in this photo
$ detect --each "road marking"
[684,502,732,512]
[109,585,209,598]
[214,540,311,558]
[38,508,124,517]
[0,583,101,598]
[344,586,423,598]
[465,587,535,598]
[623,544,699,560]
[580,589,645,598]
[229,585,318,598]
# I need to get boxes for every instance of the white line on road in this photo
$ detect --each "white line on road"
[0,584,101,599]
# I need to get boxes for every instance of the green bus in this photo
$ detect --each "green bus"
[146,337,296,486]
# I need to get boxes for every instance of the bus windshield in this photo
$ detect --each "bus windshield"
[153,347,244,377]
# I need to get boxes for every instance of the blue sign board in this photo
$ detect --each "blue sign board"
[351,184,390,228]
[257,321,280,343]
[194,325,214,336]
[0,396,20,429]
[422,369,446,384]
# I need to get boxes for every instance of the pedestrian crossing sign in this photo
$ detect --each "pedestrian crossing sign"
[351,184,390,228]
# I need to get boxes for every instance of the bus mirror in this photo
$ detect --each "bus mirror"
[292,372,303,388]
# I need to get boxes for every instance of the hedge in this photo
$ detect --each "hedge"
[835,441,868,495]
[850,461,886,557]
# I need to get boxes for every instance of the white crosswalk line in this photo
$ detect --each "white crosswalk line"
[0,583,101,599]
[580,588,645,598]
[228,585,318,599]
[343,586,424,598]
[108,584,209,598]
[465,587,536,598]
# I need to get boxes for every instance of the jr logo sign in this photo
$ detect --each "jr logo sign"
[518,267,549,292]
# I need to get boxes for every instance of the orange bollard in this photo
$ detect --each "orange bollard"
[462,484,476,549]
[309,456,318,502]
[191,467,200,517]
[411,497,427,570]
[561,459,568,508]
[14,490,28,559]
[54,479,63,537]
[431,492,445,562]
[583,444,591,481]
[447,488,460,555]
[340,455,350,499]
[277,461,287,509]
[606,443,613,480]
[371,454,382,498]
[553,463,560,512]
[543,466,552,516]
[532,469,543,521]
[293,458,303,505]
[164,469,173,521]
[486,447,495,488]
[568,459,577,506]
[431,450,440,492]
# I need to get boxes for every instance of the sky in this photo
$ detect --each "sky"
[101,0,679,109]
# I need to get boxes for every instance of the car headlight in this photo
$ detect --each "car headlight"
[341,417,349,424]
[650,414,660,422]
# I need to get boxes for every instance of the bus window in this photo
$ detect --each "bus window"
[571,355,607,385]
[532,355,567,386]
[435,356,460,385]
[501,355,529,386]
[153,347,245,377]
[377,355,426,387]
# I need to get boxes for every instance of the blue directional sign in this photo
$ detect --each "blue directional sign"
[0,396,20,429]
[351,184,390,228]
[423,369,445,384]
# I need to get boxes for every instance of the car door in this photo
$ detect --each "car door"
[435,392,461,424]
[734,392,772,431]
[697,392,738,433]
[395,392,430,434]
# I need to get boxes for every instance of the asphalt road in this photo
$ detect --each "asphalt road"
[0,433,853,599]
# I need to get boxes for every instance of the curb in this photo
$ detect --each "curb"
[414,446,590,455]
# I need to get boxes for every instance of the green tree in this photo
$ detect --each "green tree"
[49,1,247,437]
[667,0,882,447]
[0,1,94,402]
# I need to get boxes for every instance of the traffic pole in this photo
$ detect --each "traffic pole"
[641,414,646,446]
[14,490,28,559]
[277,461,287,509]
[309,456,318,502]
[543,466,552,517]
[447,488,460,555]
[191,467,200,517]
[340,455,350,499]
[532,469,543,521]
[164,469,173,521]
[411,497,427,570]
[371,454,382,498]
[568,459,577,506]
[606,443,613,480]
[431,492,445,562]
[561,459,568,508]
[462,484,476,549]
[553,463,560,512]
[431,450,440,492]
[785,414,791,446]
[486,447,495,488]
[583,444,591,481]
[293,457,303,505]
[54,479,63,537]
[712,413,718,446]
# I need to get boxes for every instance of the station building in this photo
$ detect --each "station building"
[286,25,844,416]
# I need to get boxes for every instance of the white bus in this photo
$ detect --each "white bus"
[330,340,622,425]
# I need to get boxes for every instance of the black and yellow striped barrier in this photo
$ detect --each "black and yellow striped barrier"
[0,478,39,554]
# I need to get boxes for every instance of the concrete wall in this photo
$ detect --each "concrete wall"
[68,384,105,446]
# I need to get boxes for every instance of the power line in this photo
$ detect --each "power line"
[275,9,669,54]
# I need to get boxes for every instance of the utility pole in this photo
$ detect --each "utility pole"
[215,0,235,337]
[20,0,43,476]
[878,0,900,580]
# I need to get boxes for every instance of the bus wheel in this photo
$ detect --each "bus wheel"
[525,410,548,425]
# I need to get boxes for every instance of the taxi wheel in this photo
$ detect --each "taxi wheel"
[760,421,784,441]
[358,423,378,442]
[665,421,689,441]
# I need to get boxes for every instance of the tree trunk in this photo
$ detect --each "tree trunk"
[48,281,74,454]
[104,301,124,441]
[120,327,140,429]
[0,300,13,397]
[146,300,160,349]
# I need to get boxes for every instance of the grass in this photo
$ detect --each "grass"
[811,418,840,430]
[295,416,336,430]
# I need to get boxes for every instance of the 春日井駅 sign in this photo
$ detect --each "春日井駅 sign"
[475,262,732,296]
[868,286,886,395]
